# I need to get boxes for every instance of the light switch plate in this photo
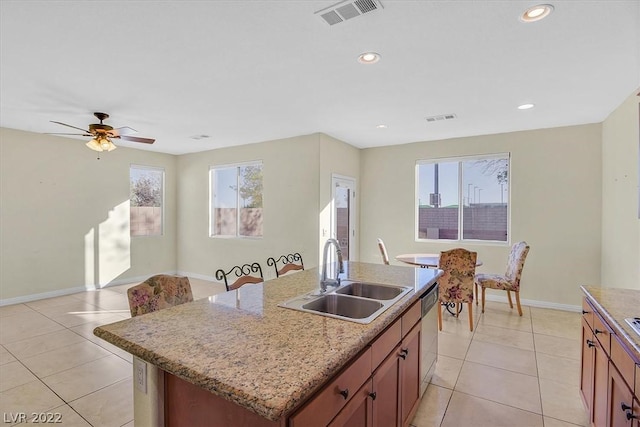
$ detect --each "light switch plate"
[134,357,147,394]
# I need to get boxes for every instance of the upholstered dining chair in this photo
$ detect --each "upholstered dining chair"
[127,274,194,317]
[474,241,530,316]
[266,253,304,278]
[437,248,478,331]
[377,238,390,265]
[215,262,264,291]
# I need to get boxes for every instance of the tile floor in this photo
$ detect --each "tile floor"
[1,281,588,427]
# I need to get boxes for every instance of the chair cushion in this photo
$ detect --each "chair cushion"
[127,275,193,317]
[475,273,517,291]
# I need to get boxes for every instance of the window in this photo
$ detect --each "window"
[210,162,263,238]
[130,165,164,237]
[416,154,509,242]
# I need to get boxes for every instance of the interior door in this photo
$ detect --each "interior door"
[332,175,356,261]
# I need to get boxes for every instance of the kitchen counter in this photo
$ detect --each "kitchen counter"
[580,285,640,360]
[94,262,441,422]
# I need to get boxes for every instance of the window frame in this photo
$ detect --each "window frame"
[209,160,264,239]
[415,153,511,245]
[129,164,165,238]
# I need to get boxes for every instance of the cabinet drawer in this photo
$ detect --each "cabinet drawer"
[289,347,372,427]
[401,301,421,338]
[582,298,594,329]
[593,312,612,356]
[371,320,401,370]
[611,334,636,392]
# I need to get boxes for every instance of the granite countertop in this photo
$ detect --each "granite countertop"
[581,285,640,361]
[94,261,441,421]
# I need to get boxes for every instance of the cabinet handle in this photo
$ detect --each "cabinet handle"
[369,392,377,400]
[401,348,409,355]
[582,310,589,315]
[586,340,596,348]
[399,353,407,360]
[594,328,603,335]
[621,403,632,411]
[627,412,638,421]
[339,388,349,400]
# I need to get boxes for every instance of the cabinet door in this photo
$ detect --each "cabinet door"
[608,361,634,427]
[400,322,421,427]
[372,345,401,427]
[632,398,640,427]
[580,317,595,418]
[593,337,609,427]
[328,380,373,427]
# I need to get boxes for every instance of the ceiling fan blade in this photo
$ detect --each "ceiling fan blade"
[50,121,91,133]
[120,135,155,144]
[113,126,138,136]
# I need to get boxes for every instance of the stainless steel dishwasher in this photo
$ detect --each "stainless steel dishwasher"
[420,282,439,396]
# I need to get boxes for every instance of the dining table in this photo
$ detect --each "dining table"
[395,253,484,268]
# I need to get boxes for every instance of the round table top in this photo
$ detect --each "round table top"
[395,253,483,268]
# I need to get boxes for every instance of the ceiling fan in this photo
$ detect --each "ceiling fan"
[48,112,155,152]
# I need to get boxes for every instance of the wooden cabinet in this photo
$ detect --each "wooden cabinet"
[608,362,634,427]
[328,380,373,427]
[289,347,373,427]
[371,345,401,427]
[290,300,423,427]
[399,322,421,426]
[580,296,640,427]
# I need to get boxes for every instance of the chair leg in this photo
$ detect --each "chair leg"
[456,303,460,318]
[515,291,523,316]
[437,303,443,331]
[481,287,486,313]
[475,283,478,305]
[507,290,513,308]
[468,302,473,331]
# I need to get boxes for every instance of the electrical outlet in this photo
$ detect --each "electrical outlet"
[134,357,147,394]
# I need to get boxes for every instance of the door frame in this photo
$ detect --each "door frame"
[331,174,357,261]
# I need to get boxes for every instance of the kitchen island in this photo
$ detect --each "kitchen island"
[94,262,441,426]
[579,285,640,427]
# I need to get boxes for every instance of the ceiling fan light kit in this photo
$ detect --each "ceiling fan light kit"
[86,135,117,152]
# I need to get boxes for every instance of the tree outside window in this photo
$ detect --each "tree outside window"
[130,166,164,236]
[210,162,263,237]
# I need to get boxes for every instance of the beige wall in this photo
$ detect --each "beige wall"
[176,134,322,281]
[601,89,640,289]
[0,128,178,301]
[360,124,603,307]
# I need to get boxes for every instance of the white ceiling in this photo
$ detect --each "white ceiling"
[1,1,639,155]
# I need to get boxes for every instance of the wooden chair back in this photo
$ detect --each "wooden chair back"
[215,262,264,291]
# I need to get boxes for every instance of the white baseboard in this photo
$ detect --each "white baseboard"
[484,294,581,313]
[175,270,219,283]
[0,285,95,307]
[0,271,179,307]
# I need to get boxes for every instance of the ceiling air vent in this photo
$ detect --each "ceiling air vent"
[316,0,383,26]
[425,113,457,123]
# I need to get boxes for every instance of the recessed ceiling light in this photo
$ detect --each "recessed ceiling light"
[376,124,388,129]
[358,52,381,64]
[520,4,554,22]
[517,103,535,110]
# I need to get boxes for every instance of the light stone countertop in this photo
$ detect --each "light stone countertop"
[94,262,442,421]
[581,285,640,361]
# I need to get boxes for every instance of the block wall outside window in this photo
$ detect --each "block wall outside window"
[416,154,510,242]
[130,165,164,237]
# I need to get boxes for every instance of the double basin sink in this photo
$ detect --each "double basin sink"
[278,281,412,324]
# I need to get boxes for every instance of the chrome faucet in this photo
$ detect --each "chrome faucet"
[320,238,344,293]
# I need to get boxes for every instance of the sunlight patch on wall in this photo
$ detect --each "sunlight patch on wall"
[98,200,131,285]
